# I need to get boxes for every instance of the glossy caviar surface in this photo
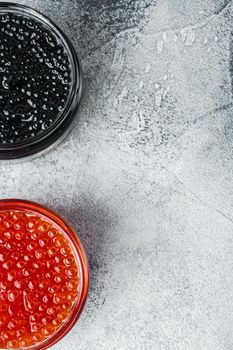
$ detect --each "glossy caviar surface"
[0,11,71,144]
[0,210,79,349]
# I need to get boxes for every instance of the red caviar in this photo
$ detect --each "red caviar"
[0,200,89,350]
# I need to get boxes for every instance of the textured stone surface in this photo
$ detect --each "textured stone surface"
[1,0,233,349]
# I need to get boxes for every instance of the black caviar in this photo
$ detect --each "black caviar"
[0,12,72,144]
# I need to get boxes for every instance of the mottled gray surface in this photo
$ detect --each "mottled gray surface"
[1,0,233,349]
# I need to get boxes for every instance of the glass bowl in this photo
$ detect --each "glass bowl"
[0,3,82,159]
[0,199,89,349]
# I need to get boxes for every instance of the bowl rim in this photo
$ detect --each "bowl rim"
[0,198,90,350]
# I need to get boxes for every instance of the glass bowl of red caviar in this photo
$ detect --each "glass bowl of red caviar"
[0,199,89,349]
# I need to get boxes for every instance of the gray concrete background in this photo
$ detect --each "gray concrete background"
[1,0,233,349]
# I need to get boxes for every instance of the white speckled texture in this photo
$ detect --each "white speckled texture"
[1,0,233,349]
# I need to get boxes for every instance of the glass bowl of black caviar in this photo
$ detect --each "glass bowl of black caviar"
[0,3,82,159]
